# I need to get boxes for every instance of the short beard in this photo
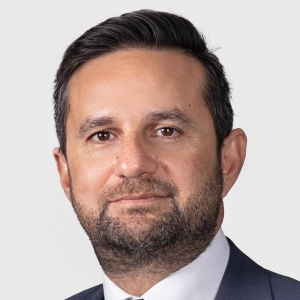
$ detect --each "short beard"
[70,162,223,276]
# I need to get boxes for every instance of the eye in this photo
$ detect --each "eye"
[91,131,113,142]
[156,127,179,137]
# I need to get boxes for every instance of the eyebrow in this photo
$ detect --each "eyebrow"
[77,109,197,139]
[77,116,116,138]
[146,109,197,130]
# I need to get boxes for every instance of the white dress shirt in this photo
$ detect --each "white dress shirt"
[103,229,229,300]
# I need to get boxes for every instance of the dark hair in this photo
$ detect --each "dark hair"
[54,9,233,156]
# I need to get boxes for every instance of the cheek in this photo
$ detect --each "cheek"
[69,155,113,207]
[162,150,216,203]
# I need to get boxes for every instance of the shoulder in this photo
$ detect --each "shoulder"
[65,284,104,300]
[267,270,300,300]
[216,238,300,300]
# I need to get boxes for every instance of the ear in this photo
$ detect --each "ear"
[221,128,247,197]
[53,148,71,201]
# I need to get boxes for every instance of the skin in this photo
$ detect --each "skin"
[54,49,247,296]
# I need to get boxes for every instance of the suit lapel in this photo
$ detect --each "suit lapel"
[215,238,272,300]
[89,284,104,300]
[95,285,104,300]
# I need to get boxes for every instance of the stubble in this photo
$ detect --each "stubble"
[69,162,223,277]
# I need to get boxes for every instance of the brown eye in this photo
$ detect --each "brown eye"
[157,127,178,136]
[161,128,174,136]
[95,131,111,141]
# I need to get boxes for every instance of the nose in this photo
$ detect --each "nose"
[114,135,158,179]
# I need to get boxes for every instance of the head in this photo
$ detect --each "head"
[53,10,246,277]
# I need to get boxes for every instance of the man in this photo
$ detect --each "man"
[53,9,300,300]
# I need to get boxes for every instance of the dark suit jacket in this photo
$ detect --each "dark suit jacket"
[66,238,300,299]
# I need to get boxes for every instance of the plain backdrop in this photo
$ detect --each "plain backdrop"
[1,0,299,299]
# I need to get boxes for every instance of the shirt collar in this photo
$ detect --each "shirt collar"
[103,229,229,300]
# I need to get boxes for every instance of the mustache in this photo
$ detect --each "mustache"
[99,177,178,201]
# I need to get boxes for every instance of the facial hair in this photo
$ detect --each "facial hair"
[69,162,223,276]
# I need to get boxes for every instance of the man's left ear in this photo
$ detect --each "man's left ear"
[221,128,247,197]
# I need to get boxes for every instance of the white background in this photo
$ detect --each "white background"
[1,0,299,299]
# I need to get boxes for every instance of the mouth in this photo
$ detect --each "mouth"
[112,193,169,204]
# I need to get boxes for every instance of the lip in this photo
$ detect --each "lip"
[113,193,168,203]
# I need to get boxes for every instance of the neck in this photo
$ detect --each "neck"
[97,236,214,296]
[106,265,174,296]
[104,256,197,296]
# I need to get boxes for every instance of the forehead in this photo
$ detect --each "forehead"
[68,49,208,119]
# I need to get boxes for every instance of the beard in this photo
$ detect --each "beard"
[69,161,223,276]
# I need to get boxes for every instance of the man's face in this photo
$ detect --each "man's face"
[56,49,226,272]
